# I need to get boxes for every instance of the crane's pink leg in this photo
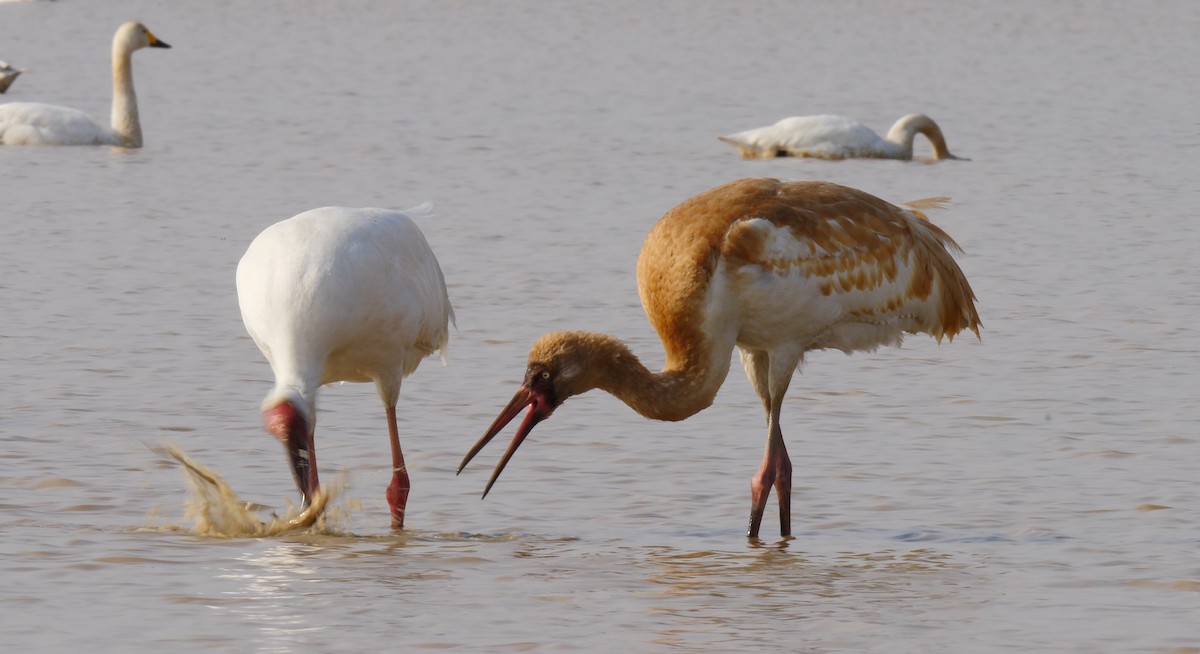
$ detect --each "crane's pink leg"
[749,434,791,538]
[744,347,794,539]
[774,438,792,537]
[384,405,410,529]
[748,445,775,538]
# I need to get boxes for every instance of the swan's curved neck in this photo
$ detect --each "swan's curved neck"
[565,333,733,422]
[110,45,142,147]
[885,114,952,160]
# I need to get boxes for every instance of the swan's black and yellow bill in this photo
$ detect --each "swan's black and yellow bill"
[147,30,171,49]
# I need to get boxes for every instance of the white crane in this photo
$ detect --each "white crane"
[237,205,454,529]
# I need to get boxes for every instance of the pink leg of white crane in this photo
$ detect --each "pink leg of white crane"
[385,405,410,529]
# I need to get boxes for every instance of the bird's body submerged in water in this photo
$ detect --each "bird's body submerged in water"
[459,177,980,538]
[719,113,959,161]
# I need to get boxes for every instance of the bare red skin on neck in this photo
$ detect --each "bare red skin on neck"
[263,401,303,443]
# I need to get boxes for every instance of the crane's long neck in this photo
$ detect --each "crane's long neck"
[560,332,734,422]
[111,45,142,147]
[265,361,322,421]
[885,113,952,160]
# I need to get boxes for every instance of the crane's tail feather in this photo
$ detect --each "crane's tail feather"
[902,195,951,210]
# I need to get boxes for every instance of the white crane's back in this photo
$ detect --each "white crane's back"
[236,206,453,410]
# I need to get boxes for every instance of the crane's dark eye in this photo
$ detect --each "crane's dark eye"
[540,371,550,380]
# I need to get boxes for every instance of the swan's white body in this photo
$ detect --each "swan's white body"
[0,22,169,147]
[236,205,454,528]
[719,113,957,161]
[0,60,22,94]
[0,103,115,145]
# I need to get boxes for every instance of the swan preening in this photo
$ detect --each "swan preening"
[0,21,170,147]
[719,113,960,161]
[0,60,22,94]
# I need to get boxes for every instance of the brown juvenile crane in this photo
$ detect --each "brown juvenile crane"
[459,178,981,538]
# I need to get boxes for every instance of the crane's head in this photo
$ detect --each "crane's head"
[262,390,318,505]
[457,331,617,497]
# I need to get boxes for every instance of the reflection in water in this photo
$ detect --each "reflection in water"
[643,544,976,648]
[153,443,341,538]
[647,544,962,597]
[218,542,333,653]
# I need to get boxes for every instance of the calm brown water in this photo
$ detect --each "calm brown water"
[2,1,1198,651]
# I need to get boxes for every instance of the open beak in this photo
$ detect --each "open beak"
[458,385,553,497]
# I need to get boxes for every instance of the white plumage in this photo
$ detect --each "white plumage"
[236,205,454,529]
[718,113,959,161]
[0,22,170,147]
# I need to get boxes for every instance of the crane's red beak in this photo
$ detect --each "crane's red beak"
[263,401,319,505]
[458,385,553,497]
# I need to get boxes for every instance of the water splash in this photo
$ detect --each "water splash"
[154,443,342,538]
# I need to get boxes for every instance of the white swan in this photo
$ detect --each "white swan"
[718,113,960,161]
[0,22,170,147]
[0,60,22,94]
